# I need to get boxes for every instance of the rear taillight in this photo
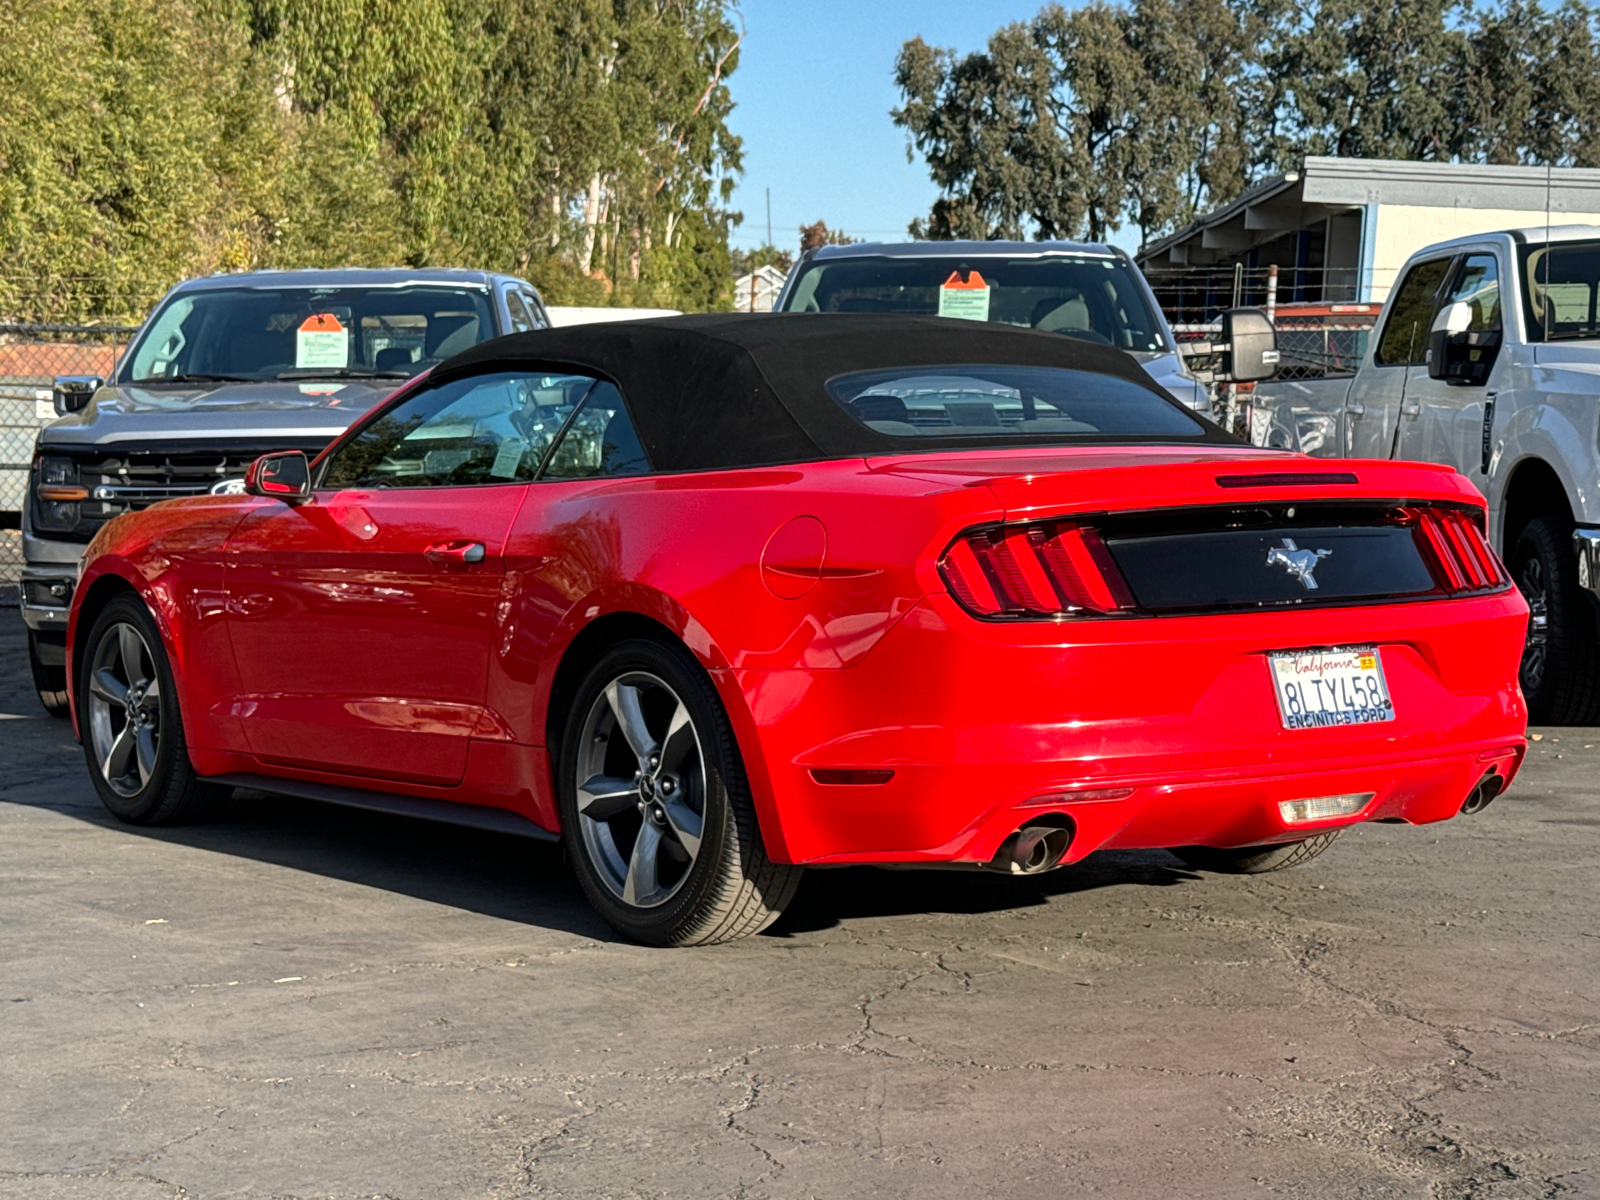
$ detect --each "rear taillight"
[1410,507,1506,594]
[940,522,1135,618]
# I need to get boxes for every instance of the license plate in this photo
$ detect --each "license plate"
[1268,646,1395,730]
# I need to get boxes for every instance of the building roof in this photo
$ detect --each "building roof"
[1140,156,1600,265]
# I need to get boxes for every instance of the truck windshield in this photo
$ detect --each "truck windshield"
[122,285,497,384]
[1520,241,1600,342]
[780,255,1168,353]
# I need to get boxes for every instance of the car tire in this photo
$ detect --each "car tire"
[1171,831,1343,874]
[28,631,71,718]
[1511,515,1600,725]
[77,594,226,825]
[557,636,803,946]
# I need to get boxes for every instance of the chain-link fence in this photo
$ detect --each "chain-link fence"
[1,323,138,529]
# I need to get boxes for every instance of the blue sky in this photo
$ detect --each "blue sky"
[723,0,1046,254]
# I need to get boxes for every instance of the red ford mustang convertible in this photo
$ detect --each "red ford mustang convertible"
[66,315,1528,944]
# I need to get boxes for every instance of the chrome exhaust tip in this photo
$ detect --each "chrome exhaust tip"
[1460,770,1504,816]
[988,821,1073,875]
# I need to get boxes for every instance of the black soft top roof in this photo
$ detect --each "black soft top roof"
[437,313,1229,471]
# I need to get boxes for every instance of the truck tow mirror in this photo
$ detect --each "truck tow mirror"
[1219,308,1280,383]
[53,375,104,416]
[245,451,312,503]
[1428,302,1497,384]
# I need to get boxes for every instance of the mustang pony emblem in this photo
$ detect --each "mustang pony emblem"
[1266,537,1332,590]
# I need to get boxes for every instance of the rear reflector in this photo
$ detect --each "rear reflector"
[939,522,1135,618]
[1410,508,1506,594]
[1019,786,1135,807]
[1279,792,1374,823]
[810,768,895,786]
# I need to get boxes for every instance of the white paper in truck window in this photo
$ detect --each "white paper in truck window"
[938,270,991,321]
[296,313,348,368]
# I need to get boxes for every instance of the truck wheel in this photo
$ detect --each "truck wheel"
[1171,831,1343,874]
[27,631,71,718]
[1511,516,1600,724]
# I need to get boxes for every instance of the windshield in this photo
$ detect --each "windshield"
[781,255,1168,352]
[826,364,1205,441]
[1520,240,1600,342]
[122,285,497,384]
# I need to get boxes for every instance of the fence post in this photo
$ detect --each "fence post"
[1265,264,1278,324]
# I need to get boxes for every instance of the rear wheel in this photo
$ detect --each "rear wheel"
[28,631,70,718]
[1171,831,1343,874]
[558,637,802,946]
[1511,515,1600,724]
[78,595,225,825]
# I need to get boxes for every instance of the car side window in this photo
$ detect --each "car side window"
[1376,259,1451,365]
[320,370,601,489]
[505,291,536,333]
[1442,254,1501,332]
[539,382,651,480]
[518,289,550,329]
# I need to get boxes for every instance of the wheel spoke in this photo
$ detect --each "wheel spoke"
[577,774,640,821]
[139,675,161,709]
[118,625,146,686]
[622,821,663,907]
[104,724,136,782]
[658,702,696,774]
[605,681,657,763]
[135,727,157,785]
[90,668,128,707]
[659,797,702,861]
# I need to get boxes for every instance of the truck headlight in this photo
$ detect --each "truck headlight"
[33,454,85,532]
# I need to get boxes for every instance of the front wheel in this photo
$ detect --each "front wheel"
[1171,831,1343,874]
[28,631,70,718]
[558,637,802,946]
[1511,516,1600,724]
[77,594,225,824]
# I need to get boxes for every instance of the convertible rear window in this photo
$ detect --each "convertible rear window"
[826,364,1205,440]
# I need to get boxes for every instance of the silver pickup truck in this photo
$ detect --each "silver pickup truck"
[1254,224,1600,723]
[21,268,550,716]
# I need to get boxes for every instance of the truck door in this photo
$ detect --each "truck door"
[1346,257,1452,459]
[1398,252,1505,486]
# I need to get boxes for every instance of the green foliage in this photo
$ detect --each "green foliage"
[0,0,745,319]
[731,245,794,275]
[895,0,1600,247]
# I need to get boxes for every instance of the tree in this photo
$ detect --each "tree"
[798,220,859,252]
[731,245,794,275]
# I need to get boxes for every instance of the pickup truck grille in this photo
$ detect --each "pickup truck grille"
[31,440,330,542]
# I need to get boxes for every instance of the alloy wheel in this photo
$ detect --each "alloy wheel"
[1518,555,1550,693]
[87,621,162,798]
[573,672,706,909]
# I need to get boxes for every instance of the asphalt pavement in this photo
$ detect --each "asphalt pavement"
[1,619,1596,1199]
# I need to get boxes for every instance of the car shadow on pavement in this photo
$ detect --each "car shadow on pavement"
[766,852,1202,937]
[4,765,1204,944]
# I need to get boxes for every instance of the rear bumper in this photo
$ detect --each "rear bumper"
[728,591,1529,865]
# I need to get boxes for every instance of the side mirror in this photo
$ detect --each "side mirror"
[53,375,104,416]
[1428,302,1498,384]
[245,451,312,503]
[1219,308,1280,382]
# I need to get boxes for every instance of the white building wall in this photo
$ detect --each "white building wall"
[1370,206,1600,300]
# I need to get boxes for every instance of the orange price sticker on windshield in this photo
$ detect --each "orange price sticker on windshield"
[296,312,348,369]
[938,270,991,322]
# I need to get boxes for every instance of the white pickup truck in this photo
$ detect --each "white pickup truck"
[1254,224,1600,723]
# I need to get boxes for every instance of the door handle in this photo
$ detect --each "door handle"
[1400,402,1421,418]
[424,540,486,565]
[1344,403,1365,416]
